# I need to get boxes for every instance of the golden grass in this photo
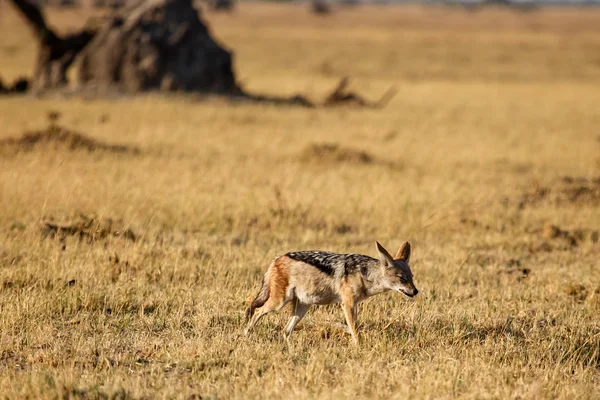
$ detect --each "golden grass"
[0,2,599,399]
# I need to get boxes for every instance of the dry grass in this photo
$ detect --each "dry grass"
[1,2,599,399]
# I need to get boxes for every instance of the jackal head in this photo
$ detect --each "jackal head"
[376,241,418,297]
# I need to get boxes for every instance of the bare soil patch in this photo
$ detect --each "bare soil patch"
[41,213,136,243]
[541,223,599,247]
[299,143,374,165]
[0,118,139,155]
[517,176,600,208]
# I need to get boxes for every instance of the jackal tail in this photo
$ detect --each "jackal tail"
[245,267,271,321]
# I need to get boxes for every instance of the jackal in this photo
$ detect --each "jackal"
[244,241,418,345]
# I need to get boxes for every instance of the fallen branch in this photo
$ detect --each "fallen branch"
[323,77,397,108]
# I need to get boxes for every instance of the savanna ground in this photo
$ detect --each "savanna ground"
[1,2,600,398]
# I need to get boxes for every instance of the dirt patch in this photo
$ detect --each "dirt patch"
[41,213,136,243]
[516,176,600,209]
[0,114,139,155]
[299,143,375,165]
[563,283,598,304]
[467,253,530,280]
[458,217,492,231]
[500,258,530,281]
[520,223,599,253]
[541,223,598,248]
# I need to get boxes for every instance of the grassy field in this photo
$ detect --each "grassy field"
[1,2,599,398]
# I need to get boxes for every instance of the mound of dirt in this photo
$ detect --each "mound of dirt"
[41,213,136,243]
[0,122,139,155]
[541,223,598,248]
[299,143,374,165]
[517,176,600,208]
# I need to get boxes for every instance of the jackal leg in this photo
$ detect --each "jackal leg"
[332,304,359,335]
[244,298,288,335]
[340,296,359,345]
[329,301,360,334]
[284,300,310,339]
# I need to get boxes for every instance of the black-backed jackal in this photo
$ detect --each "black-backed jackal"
[245,241,418,345]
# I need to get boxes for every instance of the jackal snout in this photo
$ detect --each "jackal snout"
[393,280,418,297]
[401,279,419,297]
[402,285,419,297]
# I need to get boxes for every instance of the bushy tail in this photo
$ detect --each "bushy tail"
[245,269,271,321]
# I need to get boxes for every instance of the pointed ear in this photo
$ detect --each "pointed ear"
[375,241,394,268]
[394,241,411,262]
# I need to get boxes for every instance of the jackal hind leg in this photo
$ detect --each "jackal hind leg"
[244,297,288,335]
[284,300,310,339]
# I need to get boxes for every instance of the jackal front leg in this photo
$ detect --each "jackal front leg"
[330,304,358,335]
[340,297,359,345]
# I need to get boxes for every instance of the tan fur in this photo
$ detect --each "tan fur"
[267,257,290,305]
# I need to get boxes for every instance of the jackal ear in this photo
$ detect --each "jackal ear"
[376,241,394,268]
[394,241,411,263]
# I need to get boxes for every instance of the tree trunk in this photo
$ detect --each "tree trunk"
[9,0,96,92]
[77,0,239,94]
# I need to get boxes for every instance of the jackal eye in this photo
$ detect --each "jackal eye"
[399,276,409,284]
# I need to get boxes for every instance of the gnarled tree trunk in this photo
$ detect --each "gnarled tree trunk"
[9,0,96,92]
[9,0,238,95]
[77,0,239,94]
